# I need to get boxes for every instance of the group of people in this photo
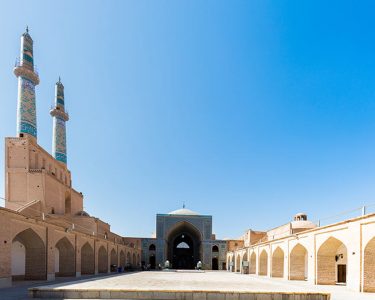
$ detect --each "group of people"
[141,260,203,270]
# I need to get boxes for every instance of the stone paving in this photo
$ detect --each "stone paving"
[27,271,375,300]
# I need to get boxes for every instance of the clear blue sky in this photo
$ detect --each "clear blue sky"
[1,1,375,238]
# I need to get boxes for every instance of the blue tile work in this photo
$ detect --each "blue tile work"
[21,32,34,69]
[57,98,64,106]
[17,77,37,138]
[55,153,67,164]
[53,116,67,164]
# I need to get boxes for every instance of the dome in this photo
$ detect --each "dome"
[168,208,199,216]
[76,210,90,217]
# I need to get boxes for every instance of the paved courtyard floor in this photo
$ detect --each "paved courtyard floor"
[24,271,375,300]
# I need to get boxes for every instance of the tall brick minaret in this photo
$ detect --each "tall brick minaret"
[14,27,40,141]
[50,78,69,164]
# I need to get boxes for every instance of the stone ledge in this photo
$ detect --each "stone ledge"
[28,288,330,300]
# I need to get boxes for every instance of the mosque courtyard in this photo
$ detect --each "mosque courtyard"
[22,271,374,300]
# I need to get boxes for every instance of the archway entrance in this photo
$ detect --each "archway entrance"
[242,252,248,274]
[12,228,46,280]
[271,247,284,278]
[249,252,256,274]
[290,244,308,280]
[98,246,108,273]
[81,242,94,275]
[167,222,202,269]
[236,254,241,272]
[149,244,156,269]
[317,237,347,285]
[212,245,219,270]
[120,250,126,268]
[55,237,75,277]
[259,250,268,276]
[212,258,218,270]
[364,237,375,292]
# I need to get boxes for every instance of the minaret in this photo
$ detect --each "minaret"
[14,27,40,140]
[50,78,69,164]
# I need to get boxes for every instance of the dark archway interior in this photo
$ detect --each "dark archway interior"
[167,222,202,269]
[212,257,219,270]
[149,254,156,269]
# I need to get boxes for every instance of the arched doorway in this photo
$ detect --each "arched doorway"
[149,244,156,269]
[317,237,347,285]
[259,250,268,276]
[236,254,241,272]
[120,250,126,268]
[132,253,136,266]
[212,245,219,270]
[55,237,75,276]
[242,252,248,274]
[167,222,202,269]
[271,247,284,278]
[81,242,94,275]
[231,255,235,272]
[363,237,375,292]
[290,244,308,280]
[12,228,46,280]
[126,252,131,265]
[110,249,117,271]
[249,252,256,274]
[98,246,108,273]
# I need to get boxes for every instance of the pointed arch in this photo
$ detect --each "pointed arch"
[271,247,284,278]
[110,248,117,269]
[259,249,268,276]
[236,254,241,272]
[81,242,94,275]
[120,250,126,267]
[12,228,46,280]
[290,243,308,280]
[98,246,108,273]
[317,237,347,285]
[364,236,375,292]
[242,251,248,274]
[249,252,256,274]
[55,237,75,276]
[231,254,235,272]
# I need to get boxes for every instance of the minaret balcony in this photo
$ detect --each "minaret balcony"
[13,59,39,85]
[50,108,69,121]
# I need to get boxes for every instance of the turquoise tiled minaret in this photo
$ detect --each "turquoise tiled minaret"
[50,78,69,164]
[14,27,40,140]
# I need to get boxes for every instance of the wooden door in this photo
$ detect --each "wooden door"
[337,264,347,283]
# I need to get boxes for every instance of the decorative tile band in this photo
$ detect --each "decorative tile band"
[17,77,37,138]
[52,114,67,164]
[55,152,67,164]
[20,121,37,137]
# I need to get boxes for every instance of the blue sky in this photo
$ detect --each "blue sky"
[1,1,375,238]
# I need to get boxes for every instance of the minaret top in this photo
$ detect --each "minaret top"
[51,79,69,165]
[50,78,69,121]
[56,76,63,87]
[22,26,32,39]
[15,28,39,85]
